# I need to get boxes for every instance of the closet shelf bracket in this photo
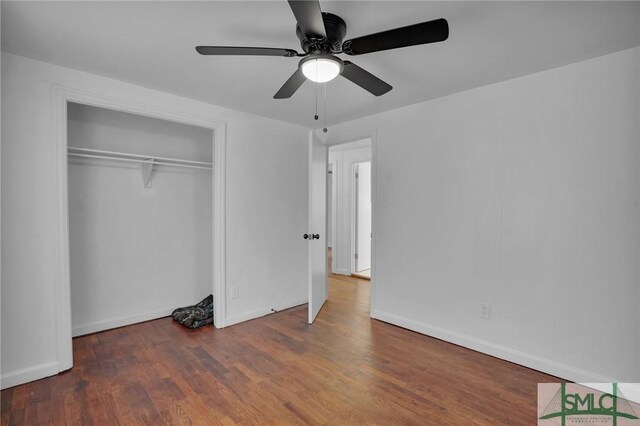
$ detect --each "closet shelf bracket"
[142,159,154,189]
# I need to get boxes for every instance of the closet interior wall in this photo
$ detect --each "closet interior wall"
[67,102,213,336]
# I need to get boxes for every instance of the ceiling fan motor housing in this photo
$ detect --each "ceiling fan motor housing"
[296,12,347,53]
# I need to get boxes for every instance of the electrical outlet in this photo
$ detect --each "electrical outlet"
[231,287,240,300]
[480,303,491,320]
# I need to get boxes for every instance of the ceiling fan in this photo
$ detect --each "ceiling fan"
[196,1,449,99]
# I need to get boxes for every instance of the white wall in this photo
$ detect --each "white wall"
[67,103,213,336]
[1,52,308,388]
[325,47,640,383]
[0,6,3,380]
[327,163,332,248]
[0,5,3,380]
[329,155,336,250]
[329,141,371,275]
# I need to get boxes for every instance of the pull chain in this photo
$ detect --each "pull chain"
[314,84,318,120]
[323,83,328,133]
[314,61,319,121]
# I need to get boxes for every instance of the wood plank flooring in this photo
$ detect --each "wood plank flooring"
[2,271,559,425]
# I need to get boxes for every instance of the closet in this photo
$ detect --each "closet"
[67,102,214,337]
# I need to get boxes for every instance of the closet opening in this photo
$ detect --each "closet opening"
[66,102,214,339]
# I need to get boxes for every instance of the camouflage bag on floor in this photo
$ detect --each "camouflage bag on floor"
[172,294,213,328]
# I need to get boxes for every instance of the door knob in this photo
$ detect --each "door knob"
[303,233,310,239]
[312,234,320,240]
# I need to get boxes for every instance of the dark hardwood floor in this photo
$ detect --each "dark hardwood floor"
[2,257,559,425]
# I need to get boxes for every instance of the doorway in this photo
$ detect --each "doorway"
[308,137,374,323]
[327,139,372,278]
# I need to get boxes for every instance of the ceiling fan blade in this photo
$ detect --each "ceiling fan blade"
[196,46,299,57]
[287,0,326,38]
[341,61,392,96]
[342,18,449,56]
[274,69,307,99]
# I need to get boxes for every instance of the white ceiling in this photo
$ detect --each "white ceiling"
[2,1,639,128]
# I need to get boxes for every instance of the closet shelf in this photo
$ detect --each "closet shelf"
[68,147,212,169]
[68,147,212,188]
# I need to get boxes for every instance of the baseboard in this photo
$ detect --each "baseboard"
[620,383,640,403]
[72,305,180,337]
[371,309,620,384]
[1,361,59,390]
[332,269,351,276]
[352,272,371,280]
[222,298,308,328]
[581,383,640,404]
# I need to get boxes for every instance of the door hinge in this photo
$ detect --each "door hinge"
[355,253,358,260]
[355,172,359,179]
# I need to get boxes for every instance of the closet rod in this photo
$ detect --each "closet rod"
[68,153,212,170]
[67,147,213,168]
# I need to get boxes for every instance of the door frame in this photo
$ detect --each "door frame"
[325,135,378,316]
[53,85,227,372]
[351,161,372,274]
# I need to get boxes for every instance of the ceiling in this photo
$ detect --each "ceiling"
[2,1,639,128]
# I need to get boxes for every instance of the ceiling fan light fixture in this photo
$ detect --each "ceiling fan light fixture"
[300,55,343,83]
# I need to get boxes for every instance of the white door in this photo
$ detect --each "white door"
[355,162,372,272]
[308,131,328,324]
